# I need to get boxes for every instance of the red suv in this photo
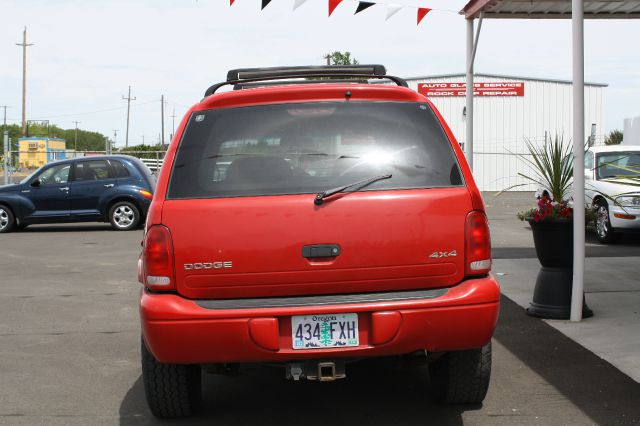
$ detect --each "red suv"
[139,65,500,418]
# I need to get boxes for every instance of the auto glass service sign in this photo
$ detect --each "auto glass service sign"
[418,82,525,97]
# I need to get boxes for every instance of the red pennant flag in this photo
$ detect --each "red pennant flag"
[328,0,343,16]
[230,0,235,5]
[417,7,431,25]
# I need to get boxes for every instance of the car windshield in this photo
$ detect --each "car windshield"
[167,101,463,199]
[20,169,40,184]
[596,152,640,179]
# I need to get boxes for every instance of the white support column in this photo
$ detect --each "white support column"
[465,18,474,170]
[571,0,585,322]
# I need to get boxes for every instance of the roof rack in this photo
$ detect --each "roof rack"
[204,65,408,97]
[233,79,370,91]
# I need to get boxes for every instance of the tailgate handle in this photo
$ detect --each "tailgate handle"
[302,244,341,258]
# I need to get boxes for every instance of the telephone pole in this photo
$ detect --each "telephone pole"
[112,129,118,153]
[160,95,165,146]
[122,86,136,148]
[170,108,176,141]
[2,105,10,184]
[73,120,80,151]
[16,27,34,136]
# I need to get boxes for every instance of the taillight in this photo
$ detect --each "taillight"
[465,211,491,276]
[143,225,175,290]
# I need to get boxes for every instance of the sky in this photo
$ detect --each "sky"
[1,0,639,148]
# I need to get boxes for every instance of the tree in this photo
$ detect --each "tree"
[604,129,623,145]
[323,51,359,66]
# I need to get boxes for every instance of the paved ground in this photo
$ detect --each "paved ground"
[486,191,640,382]
[1,198,639,425]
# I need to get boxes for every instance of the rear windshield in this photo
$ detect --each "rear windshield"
[167,101,463,199]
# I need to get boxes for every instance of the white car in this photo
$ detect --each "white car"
[585,145,640,243]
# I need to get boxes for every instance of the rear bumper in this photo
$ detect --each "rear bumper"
[140,276,500,364]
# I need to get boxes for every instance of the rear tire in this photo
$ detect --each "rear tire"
[429,342,492,404]
[109,201,140,231]
[0,205,16,233]
[141,339,201,418]
[595,201,616,244]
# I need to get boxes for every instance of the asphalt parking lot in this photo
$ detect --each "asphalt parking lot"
[1,196,640,425]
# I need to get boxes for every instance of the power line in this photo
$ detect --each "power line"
[29,100,157,120]
[122,86,136,148]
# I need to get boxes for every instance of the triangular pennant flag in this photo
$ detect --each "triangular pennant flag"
[385,3,402,20]
[355,1,375,14]
[293,0,308,11]
[328,0,343,16]
[262,0,272,9]
[230,0,235,5]
[417,7,432,25]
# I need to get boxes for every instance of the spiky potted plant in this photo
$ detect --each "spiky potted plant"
[510,135,593,319]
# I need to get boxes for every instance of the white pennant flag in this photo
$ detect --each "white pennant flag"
[385,4,402,21]
[293,0,309,11]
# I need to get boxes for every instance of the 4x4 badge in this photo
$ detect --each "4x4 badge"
[429,250,457,258]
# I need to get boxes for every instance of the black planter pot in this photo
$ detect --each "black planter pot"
[526,219,593,320]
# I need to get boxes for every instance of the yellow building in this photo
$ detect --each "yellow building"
[18,137,67,169]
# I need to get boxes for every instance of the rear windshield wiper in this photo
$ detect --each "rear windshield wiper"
[314,174,392,205]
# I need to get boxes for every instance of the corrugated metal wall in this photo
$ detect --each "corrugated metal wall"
[406,75,605,191]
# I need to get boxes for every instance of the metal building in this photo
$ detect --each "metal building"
[403,73,606,191]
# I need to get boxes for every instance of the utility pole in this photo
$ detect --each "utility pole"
[73,120,80,152]
[2,105,10,185]
[170,108,176,141]
[16,27,34,136]
[141,135,145,145]
[112,130,118,154]
[122,86,136,148]
[160,95,165,146]
[323,54,331,65]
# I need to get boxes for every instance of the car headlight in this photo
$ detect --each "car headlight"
[615,196,640,207]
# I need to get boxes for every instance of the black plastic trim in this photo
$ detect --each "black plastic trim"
[195,288,448,310]
[204,73,408,97]
[227,65,387,81]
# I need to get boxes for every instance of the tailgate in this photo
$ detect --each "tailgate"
[163,188,472,299]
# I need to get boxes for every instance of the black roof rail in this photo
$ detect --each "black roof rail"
[227,65,387,81]
[233,79,370,90]
[203,65,408,97]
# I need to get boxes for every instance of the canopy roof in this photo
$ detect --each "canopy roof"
[461,0,640,19]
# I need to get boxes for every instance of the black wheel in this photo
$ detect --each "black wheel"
[595,200,616,244]
[141,339,201,418]
[109,201,140,231]
[429,342,492,404]
[0,205,16,233]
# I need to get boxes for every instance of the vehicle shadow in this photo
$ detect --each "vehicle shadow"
[119,358,475,425]
[19,224,126,233]
[493,295,640,425]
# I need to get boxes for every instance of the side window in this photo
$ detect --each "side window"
[37,164,70,185]
[584,151,594,170]
[110,160,131,178]
[73,160,111,182]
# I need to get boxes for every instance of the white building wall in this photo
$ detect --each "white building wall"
[405,75,605,191]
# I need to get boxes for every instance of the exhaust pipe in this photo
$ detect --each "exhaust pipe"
[286,360,346,381]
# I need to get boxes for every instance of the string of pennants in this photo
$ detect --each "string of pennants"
[228,0,433,25]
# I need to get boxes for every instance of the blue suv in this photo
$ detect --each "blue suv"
[0,155,155,232]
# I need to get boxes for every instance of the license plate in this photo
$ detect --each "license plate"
[292,313,359,349]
